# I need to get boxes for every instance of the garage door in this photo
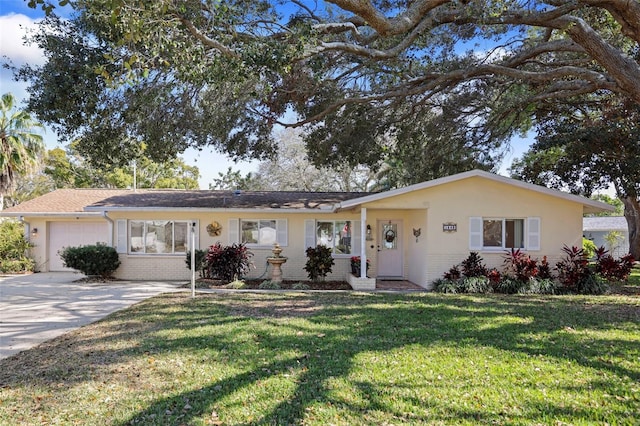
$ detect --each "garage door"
[49,222,110,271]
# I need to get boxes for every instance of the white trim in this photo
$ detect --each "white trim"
[336,169,614,214]
[83,207,338,213]
[116,219,127,253]
[469,217,483,251]
[228,219,240,244]
[527,217,541,251]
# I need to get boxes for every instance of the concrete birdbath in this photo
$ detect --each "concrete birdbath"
[266,243,287,283]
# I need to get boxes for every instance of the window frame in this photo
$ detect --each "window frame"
[230,218,287,248]
[312,219,357,258]
[240,219,279,247]
[127,220,191,255]
[480,217,525,251]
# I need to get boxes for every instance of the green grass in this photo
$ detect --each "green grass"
[1,292,639,425]
[627,267,640,286]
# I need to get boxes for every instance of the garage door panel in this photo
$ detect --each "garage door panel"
[49,222,109,271]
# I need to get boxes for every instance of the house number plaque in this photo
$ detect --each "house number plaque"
[442,223,457,233]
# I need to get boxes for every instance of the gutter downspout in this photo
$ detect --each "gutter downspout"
[102,211,114,247]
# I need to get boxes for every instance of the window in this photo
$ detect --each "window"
[241,219,277,246]
[129,220,189,254]
[309,220,358,255]
[229,219,287,246]
[482,219,524,249]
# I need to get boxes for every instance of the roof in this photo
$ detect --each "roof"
[0,170,614,216]
[336,170,614,215]
[0,189,130,216]
[0,188,369,215]
[583,216,628,232]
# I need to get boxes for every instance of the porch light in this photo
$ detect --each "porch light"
[31,228,38,237]
[366,224,373,240]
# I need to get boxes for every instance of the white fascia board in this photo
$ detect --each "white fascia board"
[82,207,339,214]
[0,212,103,218]
[336,169,614,213]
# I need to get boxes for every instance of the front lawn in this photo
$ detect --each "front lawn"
[1,292,638,425]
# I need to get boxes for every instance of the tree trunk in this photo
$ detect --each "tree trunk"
[0,193,3,211]
[621,196,640,260]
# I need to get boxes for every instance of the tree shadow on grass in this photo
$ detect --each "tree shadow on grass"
[1,292,638,424]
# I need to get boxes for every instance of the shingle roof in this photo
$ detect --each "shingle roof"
[0,188,369,214]
[87,190,368,210]
[583,216,628,231]
[1,189,131,214]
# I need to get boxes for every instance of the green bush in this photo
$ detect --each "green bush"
[0,220,35,273]
[59,243,121,278]
[494,277,524,294]
[185,249,208,278]
[223,280,246,289]
[291,282,310,290]
[522,277,559,295]
[582,238,597,259]
[304,245,334,281]
[0,258,35,274]
[459,276,493,293]
[258,280,281,289]
[432,278,460,293]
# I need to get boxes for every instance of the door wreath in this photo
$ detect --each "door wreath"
[384,229,396,243]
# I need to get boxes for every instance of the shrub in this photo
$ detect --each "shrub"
[503,249,539,282]
[594,247,635,282]
[432,278,461,294]
[443,265,461,280]
[555,245,608,294]
[223,280,246,289]
[460,252,487,277]
[575,274,609,295]
[206,243,253,283]
[292,282,310,290]
[519,277,559,295]
[59,243,121,278]
[0,220,34,273]
[537,256,553,279]
[459,276,493,293]
[0,258,35,274]
[185,249,209,278]
[582,237,597,259]
[486,268,501,284]
[258,280,281,289]
[304,245,334,281]
[494,276,524,294]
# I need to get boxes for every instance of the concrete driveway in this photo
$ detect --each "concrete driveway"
[0,272,184,359]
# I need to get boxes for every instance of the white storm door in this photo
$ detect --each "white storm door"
[377,220,403,278]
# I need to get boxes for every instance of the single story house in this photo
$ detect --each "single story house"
[1,170,612,289]
[583,216,630,258]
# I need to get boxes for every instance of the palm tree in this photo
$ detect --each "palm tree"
[0,93,45,210]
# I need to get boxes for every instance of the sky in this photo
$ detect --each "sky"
[0,0,530,189]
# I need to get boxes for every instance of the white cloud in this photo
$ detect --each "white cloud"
[0,13,44,67]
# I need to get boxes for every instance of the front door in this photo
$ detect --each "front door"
[377,220,403,278]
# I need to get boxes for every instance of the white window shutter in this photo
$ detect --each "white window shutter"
[527,217,541,251]
[304,219,316,249]
[351,220,361,254]
[228,219,239,244]
[116,220,127,253]
[469,217,483,251]
[276,219,288,246]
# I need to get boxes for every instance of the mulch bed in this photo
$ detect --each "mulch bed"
[192,279,352,290]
